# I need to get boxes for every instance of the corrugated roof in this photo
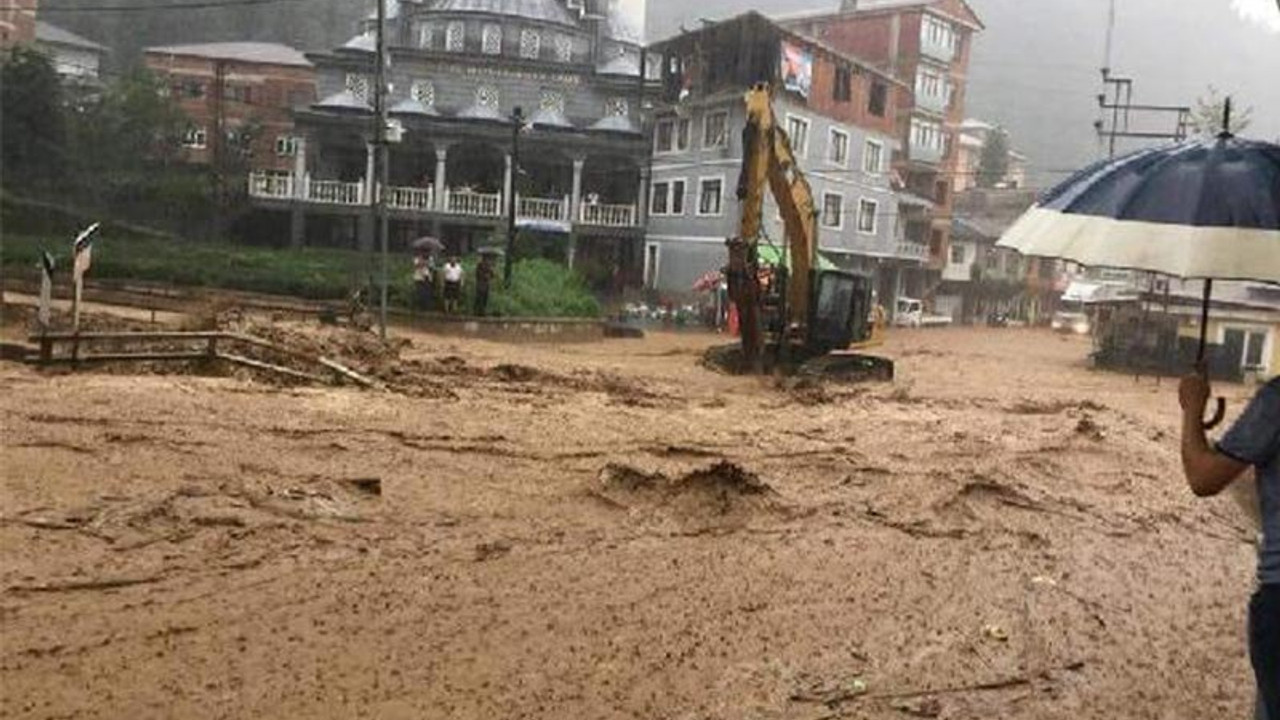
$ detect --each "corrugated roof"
[315,89,373,112]
[144,42,312,68]
[431,0,577,26]
[35,21,106,51]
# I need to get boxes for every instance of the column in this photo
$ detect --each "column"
[503,153,514,212]
[292,136,307,199]
[364,142,376,205]
[567,158,585,269]
[433,146,449,212]
[636,166,651,228]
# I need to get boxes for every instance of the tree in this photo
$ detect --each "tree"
[1190,86,1253,137]
[1,48,66,191]
[976,126,1011,189]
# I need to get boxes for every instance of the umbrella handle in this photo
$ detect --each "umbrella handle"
[1203,397,1226,430]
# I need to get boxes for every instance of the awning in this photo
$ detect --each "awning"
[757,244,838,271]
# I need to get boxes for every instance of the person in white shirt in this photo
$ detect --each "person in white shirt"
[442,257,464,314]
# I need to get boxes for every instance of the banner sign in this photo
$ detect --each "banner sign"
[781,41,814,98]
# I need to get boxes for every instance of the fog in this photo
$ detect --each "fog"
[648,0,1280,187]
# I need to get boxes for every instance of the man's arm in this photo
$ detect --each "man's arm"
[1179,373,1248,497]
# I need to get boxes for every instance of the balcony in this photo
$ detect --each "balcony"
[444,189,502,218]
[920,34,956,63]
[907,141,944,166]
[248,172,641,229]
[895,241,931,263]
[580,202,638,228]
[915,90,947,116]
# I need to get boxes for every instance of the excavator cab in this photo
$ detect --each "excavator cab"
[808,270,874,353]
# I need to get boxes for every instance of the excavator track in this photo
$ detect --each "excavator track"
[702,343,894,383]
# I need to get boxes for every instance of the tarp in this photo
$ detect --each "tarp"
[757,243,837,271]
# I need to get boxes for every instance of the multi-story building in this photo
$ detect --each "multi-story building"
[953,118,1027,192]
[35,21,106,88]
[144,42,317,175]
[644,11,920,308]
[0,0,36,49]
[780,0,984,301]
[245,0,651,285]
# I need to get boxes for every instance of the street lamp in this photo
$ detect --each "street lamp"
[504,106,525,288]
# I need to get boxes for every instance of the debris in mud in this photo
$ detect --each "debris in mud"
[593,461,782,523]
[474,540,513,562]
[492,363,545,382]
[890,697,944,718]
[1074,415,1106,441]
[1007,398,1106,415]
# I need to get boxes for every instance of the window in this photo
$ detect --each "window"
[223,84,252,103]
[482,24,502,54]
[539,88,565,116]
[181,126,207,149]
[446,21,465,52]
[651,181,670,215]
[605,96,629,117]
[833,65,852,103]
[912,118,944,151]
[520,28,541,59]
[868,81,887,117]
[275,135,299,157]
[935,180,949,204]
[417,22,435,49]
[411,80,435,107]
[950,244,966,265]
[922,15,957,53]
[863,139,883,174]
[345,73,369,101]
[698,178,724,216]
[655,117,690,153]
[554,34,573,62]
[822,192,844,229]
[703,110,728,149]
[786,115,810,156]
[649,180,686,216]
[476,84,499,111]
[857,198,878,234]
[1244,331,1267,369]
[644,243,660,289]
[828,128,850,166]
[179,79,204,99]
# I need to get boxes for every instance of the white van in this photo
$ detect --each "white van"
[894,297,924,327]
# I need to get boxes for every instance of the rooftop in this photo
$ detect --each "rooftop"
[144,42,312,68]
[430,0,578,27]
[35,21,105,52]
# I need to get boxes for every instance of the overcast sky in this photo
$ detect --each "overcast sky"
[647,0,1280,186]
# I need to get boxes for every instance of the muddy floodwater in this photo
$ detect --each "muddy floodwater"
[0,320,1264,719]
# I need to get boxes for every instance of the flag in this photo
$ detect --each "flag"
[72,222,100,286]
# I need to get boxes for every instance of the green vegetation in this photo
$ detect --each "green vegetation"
[1,233,599,318]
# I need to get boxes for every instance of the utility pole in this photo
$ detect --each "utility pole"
[373,0,390,341]
[211,59,228,241]
[503,106,525,288]
[1095,69,1190,159]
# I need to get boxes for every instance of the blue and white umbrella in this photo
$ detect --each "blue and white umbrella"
[998,108,1279,426]
[999,135,1280,283]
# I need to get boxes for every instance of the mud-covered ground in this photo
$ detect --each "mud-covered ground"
[0,313,1264,719]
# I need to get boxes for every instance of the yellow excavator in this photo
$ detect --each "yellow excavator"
[716,83,893,380]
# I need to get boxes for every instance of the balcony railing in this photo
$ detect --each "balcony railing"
[445,189,502,218]
[896,241,931,262]
[311,179,365,206]
[907,142,944,166]
[915,90,948,115]
[248,172,641,228]
[920,35,956,63]
[518,195,569,223]
[580,202,637,228]
[387,186,434,212]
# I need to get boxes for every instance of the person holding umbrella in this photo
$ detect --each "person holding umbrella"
[998,102,1279,716]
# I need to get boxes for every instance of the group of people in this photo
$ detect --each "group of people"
[412,251,495,316]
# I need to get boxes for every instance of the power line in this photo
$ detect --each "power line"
[11,0,315,13]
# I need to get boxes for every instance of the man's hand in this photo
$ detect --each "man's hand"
[1179,371,1210,416]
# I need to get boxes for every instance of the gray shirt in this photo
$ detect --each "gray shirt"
[1218,378,1280,587]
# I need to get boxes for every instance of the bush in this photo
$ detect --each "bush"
[489,258,600,318]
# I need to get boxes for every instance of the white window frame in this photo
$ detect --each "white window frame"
[863,139,884,174]
[643,241,662,290]
[821,191,845,230]
[182,126,207,149]
[554,34,573,62]
[445,21,465,52]
[696,176,725,217]
[827,127,850,166]
[417,22,434,49]
[650,180,671,216]
[857,197,878,235]
[519,28,541,59]
[950,243,967,265]
[482,23,502,55]
[649,177,687,216]
[654,117,691,155]
[274,135,299,157]
[786,114,811,157]
[703,110,729,149]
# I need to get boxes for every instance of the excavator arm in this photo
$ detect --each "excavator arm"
[728,83,820,364]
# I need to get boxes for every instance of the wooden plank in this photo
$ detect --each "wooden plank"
[217,353,329,384]
[40,352,211,364]
[29,331,227,343]
[318,356,386,391]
